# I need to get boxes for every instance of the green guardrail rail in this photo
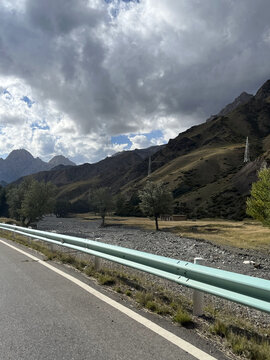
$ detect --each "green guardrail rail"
[0,222,269,314]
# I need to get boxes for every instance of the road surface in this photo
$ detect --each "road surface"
[0,238,228,360]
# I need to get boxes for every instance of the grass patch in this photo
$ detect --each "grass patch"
[210,319,270,360]
[0,217,21,225]
[210,319,229,338]
[98,274,116,286]
[173,308,193,327]
[114,286,123,294]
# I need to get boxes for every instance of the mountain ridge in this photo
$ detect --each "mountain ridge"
[0,149,76,183]
[9,79,270,219]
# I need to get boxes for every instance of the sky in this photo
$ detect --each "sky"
[0,0,270,164]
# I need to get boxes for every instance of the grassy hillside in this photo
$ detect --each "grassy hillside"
[120,143,246,219]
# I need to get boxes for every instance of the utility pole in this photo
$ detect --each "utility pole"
[244,136,250,163]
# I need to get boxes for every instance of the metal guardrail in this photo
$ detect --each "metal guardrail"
[0,222,269,314]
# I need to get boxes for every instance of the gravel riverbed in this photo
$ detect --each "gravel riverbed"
[38,216,270,327]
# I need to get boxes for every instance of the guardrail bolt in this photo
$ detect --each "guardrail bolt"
[193,257,205,316]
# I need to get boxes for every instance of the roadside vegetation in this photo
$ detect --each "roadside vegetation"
[246,168,270,227]
[0,227,269,360]
[0,178,56,227]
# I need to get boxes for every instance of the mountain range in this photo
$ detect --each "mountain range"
[7,79,270,219]
[0,150,75,183]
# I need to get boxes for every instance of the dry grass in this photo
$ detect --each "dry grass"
[0,217,21,225]
[76,214,270,252]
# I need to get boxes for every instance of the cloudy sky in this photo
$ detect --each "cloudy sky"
[0,0,270,163]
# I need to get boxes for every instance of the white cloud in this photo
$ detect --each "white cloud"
[0,0,270,163]
[129,133,165,150]
[129,135,151,150]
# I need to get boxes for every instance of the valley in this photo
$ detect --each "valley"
[2,80,270,221]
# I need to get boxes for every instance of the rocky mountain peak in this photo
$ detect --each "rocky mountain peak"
[48,155,75,169]
[206,90,253,122]
[255,79,270,100]
[6,149,34,162]
[217,91,253,117]
[237,91,253,102]
[0,149,76,183]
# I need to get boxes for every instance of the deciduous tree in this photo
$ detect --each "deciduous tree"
[54,199,70,218]
[246,168,270,226]
[139,181,173,230]
[7,178,56,226]
[90,187,114,226]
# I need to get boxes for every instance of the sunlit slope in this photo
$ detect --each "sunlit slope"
[121,143,246,218]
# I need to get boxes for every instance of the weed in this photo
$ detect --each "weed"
[228,333,247,356]
[58,253,77,265]
[84,265,96,277]
[98,274,116,286]
[173,308,193,327]
[210,319,228,338]
[155,304,172,315]
[114,287,123,294]
[146,300,158,312]
[211,322,270,360]
[135,291,153,307]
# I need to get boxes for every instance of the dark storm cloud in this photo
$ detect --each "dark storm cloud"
[0,0,270,137]
[26,0,101,35]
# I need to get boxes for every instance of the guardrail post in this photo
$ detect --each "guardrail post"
[193,257,204,316]
[48,243,54,252]
[94,256,101,271]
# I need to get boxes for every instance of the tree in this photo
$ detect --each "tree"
[6,178,56,226]
[6,179,30,221]
[0,186,8,217]
[90,187,114,226]
[126,191,143,217]
[115,193,126,216]
[54,199,70,218]
[246,168,270,226]
[139,181,173,230]
[20,180,56,226]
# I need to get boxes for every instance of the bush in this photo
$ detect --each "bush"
[246,168,270,226]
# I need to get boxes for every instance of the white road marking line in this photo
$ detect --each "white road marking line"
[0,239,218,360]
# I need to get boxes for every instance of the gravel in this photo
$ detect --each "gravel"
[37,215,270,327]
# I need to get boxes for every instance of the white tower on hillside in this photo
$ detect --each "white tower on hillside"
[244,136,250,163]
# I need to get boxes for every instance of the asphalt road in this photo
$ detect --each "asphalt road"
[0,238,227,360]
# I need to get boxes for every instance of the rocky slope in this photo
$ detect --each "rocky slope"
[206,91,253,122]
